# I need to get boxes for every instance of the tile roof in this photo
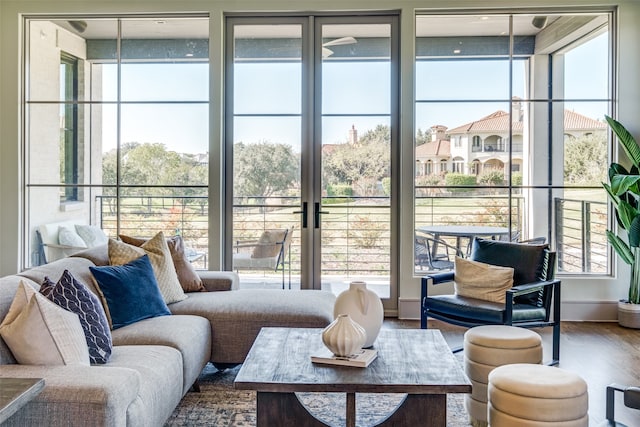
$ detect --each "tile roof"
[564,110,607,130]
[446,109,606,134]
[416,139,450,157]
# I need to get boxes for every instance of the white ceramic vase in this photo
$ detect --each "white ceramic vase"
[333,281,384,348]
[322,314,367,357]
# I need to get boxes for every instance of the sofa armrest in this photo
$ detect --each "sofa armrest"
[198,270,240,291]
[0,365,140,426]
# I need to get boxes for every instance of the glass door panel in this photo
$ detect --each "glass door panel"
[227,16,397,307]
[230,23,303,289]
[319,21,392,298]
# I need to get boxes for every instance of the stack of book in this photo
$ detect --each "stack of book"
[311,348,378,368]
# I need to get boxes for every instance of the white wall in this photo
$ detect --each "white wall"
[1,0,639,321]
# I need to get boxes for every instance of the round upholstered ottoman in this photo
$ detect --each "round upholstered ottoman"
[463,325,542,427]
[488,363,588,427]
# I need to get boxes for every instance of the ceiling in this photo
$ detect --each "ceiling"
[51,15,561,40]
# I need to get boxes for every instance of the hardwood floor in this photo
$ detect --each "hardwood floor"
[382,319,640,426]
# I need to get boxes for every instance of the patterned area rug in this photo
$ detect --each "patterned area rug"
[165,364,470,426]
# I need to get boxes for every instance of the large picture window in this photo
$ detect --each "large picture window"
[414,11,612,275]
[24,16,209,267]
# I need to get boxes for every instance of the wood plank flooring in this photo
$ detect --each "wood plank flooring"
[382,319,640,426]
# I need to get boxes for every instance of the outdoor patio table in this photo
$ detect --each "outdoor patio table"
[416,225,510,257]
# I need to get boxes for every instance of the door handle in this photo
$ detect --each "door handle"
[314,202,330,229]
[292,202,308,229]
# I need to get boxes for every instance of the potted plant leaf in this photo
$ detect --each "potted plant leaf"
[602,115,640,328]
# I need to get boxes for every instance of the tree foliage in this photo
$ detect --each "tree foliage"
[323,124,390,196]
[233,141,299,199]
[102,142,207,200]
[564,132,607,185]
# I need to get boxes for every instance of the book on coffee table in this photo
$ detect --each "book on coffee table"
[311,348,378,368]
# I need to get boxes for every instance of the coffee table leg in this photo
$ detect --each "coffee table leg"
[256,392,330,427]
[376,394,446,427]
[346,392,356,427]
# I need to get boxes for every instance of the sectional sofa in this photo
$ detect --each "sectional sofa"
[0,244,336,426]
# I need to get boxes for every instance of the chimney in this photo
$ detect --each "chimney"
[512,97,523,122]
[430,125,447,142]
[349,125,358,144]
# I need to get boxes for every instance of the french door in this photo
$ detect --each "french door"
[226,14,398,308]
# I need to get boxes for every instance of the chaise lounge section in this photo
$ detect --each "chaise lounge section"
[0,244,336,426]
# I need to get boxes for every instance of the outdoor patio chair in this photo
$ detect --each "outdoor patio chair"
[233,226,294,289]
[415,234,463,271]
[421,237,561,365]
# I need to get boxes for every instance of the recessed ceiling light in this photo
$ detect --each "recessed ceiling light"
[453,49,461,54]
[185,53,194,57]
[481,16,489,21]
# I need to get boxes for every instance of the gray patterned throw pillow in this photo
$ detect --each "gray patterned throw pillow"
[41,270,113,364]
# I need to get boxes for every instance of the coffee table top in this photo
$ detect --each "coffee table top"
[0,378,45,424]
[234,327,471,394]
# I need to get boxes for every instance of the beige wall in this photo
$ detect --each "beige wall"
[1,0,639,320]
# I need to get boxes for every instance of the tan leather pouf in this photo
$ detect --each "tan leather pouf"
[463,325,542,427]
[488,363,589,427]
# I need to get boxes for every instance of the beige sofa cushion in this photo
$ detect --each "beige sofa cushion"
[119,234,205,293]
[108,232,187,304]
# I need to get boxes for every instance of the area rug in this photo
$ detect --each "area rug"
[165,364,470,426]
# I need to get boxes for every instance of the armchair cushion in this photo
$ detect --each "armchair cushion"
[251,230,287,259]
[454,256,514,303]
[470,238,550,285]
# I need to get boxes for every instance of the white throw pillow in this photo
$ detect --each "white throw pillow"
[453,257,514,303]
[58,226,87,249]
[75,224,108,248]
[0,281,90,366]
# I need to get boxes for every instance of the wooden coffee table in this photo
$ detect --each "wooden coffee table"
[234,327,471,427]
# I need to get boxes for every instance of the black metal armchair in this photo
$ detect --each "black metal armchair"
[604,383,640,426]
[421,237,561,365]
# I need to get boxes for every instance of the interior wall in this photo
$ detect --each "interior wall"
[1,0,639,321]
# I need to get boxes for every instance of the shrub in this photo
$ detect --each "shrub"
[478,170,505,186]
[350,215,386,248]
[445,173,476,192]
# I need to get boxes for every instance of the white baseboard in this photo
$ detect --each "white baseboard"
[397,297,620,322]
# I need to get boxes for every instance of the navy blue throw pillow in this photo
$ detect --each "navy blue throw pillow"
[89,255,171,330]
[41,270,113,364]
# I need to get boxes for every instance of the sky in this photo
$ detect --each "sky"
[101,32,608,155]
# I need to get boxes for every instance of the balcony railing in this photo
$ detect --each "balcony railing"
[554,197,608,274]
[94,194,609,276]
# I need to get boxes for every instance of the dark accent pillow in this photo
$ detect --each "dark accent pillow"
[89,255,171,330]
[469,238,550,285]
[41,270,113,364]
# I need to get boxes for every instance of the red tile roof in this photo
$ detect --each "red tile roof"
[446,109,605,134]
[416,139,450,157]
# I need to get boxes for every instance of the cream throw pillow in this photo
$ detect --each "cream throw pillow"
[0,281,90,365]
[109,231,187,304]
[252,230,287,259]
[454,257,514,303]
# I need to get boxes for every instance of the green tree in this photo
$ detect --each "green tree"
[564,132,607,185]
[416,128,431,146]
[233,141,299,199]
[323,124,390,196]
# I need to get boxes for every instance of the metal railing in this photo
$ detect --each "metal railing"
[94,194,609,275]
[554,197,608,274]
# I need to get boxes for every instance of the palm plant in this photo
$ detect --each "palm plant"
[603,115,640,304]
